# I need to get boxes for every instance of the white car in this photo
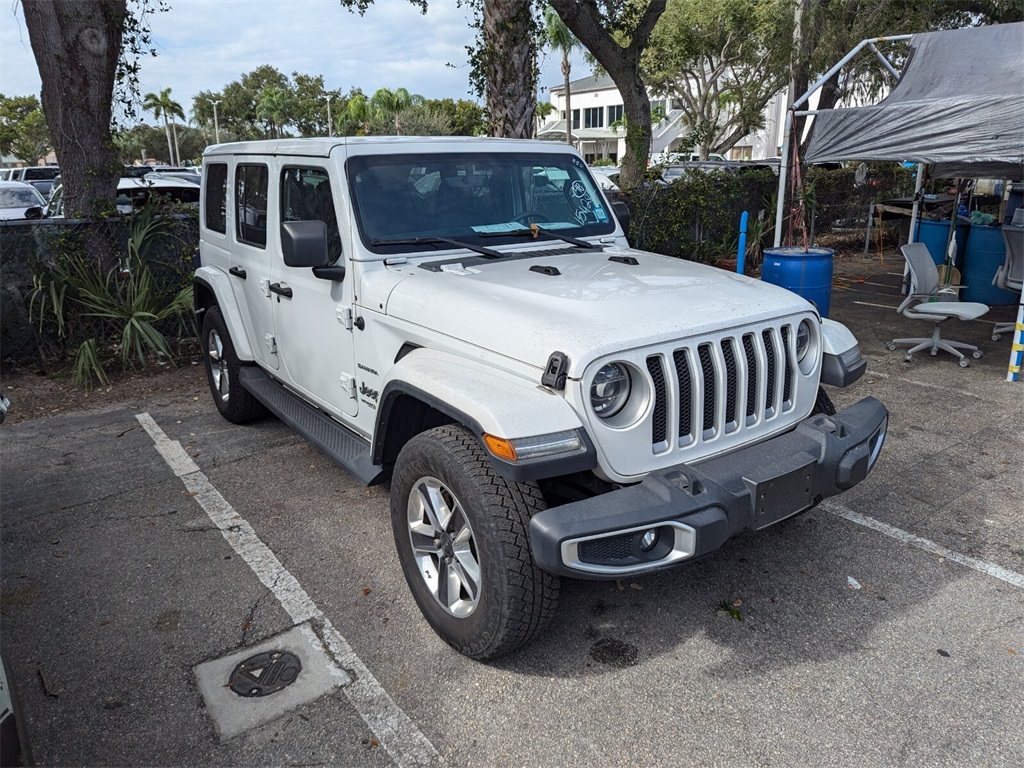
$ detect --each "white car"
[46,177,201,217]
[0,180,47,220]
[195,137,887,659]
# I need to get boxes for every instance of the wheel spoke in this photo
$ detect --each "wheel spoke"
[451,546,480,602]
[409,530,440,557]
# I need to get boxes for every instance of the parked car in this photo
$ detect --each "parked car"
[145,170,201,185]
[194,136,886,660]
[0,180,47,220]
[47,177,201,217]
[587,166,620,192]
[7,165,61,197]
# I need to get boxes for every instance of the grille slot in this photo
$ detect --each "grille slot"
[647,356,667,447]
[722,339,738,430]
[781,325,793,405]
[762,329,777,414]
[742,333,758,420]
[673,349,693,441]
[698,344,716,436]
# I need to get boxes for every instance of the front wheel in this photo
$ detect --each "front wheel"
[390,425,559,660]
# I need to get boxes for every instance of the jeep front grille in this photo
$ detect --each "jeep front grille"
[646,326,797,452]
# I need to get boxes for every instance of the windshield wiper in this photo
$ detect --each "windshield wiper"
[479,225,601,250]
[370,236,502,259]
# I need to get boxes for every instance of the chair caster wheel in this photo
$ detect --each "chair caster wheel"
[959,358,970,368]
[904,353,913,363]
[972,349,983,359]
[992,334,1002,341]
[886,342,897,351]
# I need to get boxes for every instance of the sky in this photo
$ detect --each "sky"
[0,0,588,121]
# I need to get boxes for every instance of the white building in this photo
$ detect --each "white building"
[538,73,786,164]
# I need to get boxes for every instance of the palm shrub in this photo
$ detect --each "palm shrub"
[30,202,196,388]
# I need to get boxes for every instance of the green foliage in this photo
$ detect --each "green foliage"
[591,157,616,167]
[0,94,51,162]
[29,202,196,389]
[645,0,793,158]
[621,167,777,264]
[255,86,294,138]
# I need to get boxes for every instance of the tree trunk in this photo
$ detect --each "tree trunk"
[23,0,125,217]
[483,0,536,138]
[171,119,181,165]
[562,53,573,145]
[548,0,665,190]
[162,116,174,164]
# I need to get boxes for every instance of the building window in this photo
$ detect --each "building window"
[571,110,580,130]
[584,107,603,128]
[607,104,623,126]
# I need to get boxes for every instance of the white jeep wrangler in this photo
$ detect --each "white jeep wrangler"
[195,137,887,659]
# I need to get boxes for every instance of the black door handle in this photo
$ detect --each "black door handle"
[229,266,247,279]
[269,282,293,299]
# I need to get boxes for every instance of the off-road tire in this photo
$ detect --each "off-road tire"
[812,386,837,416]
[201,306,267,424]
[390,424,559,660]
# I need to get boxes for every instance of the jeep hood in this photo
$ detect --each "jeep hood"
[375,247,815,374]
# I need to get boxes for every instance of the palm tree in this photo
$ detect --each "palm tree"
[544,6,581,146]
[255,86,293,139]
[142,88,185,165]
[534,101,555,137]
[369,87,416,134]
[343,93,372,135]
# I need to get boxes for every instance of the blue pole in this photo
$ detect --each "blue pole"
[736,210,749,274]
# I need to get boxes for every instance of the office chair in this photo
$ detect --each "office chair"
[886,243,989,367]
[991,226,1023,340]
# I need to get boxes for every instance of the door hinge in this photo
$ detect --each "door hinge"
[339,373,356,398]
[264,334,277,354]
[259,278,272,298]
[336,305,354,329]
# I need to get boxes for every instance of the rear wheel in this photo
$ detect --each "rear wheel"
[390,424,559,659]
[201,306,267,424]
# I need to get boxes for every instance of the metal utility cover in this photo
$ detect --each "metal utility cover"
[194,623,351,740]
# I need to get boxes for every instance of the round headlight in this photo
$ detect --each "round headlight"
[796,319,813,362]
[590,363,631,419]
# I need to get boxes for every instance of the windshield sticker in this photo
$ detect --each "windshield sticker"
[571,157,584,169]
[569,180,587,199]
[472,222,525,233]
[545,168,570,180]
[593,206,608,222]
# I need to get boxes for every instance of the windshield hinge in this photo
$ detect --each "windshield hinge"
[264,334,277,354]
[339,373,356,398]
[336,305,353,329]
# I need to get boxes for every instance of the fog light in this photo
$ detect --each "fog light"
[639,528,658,552]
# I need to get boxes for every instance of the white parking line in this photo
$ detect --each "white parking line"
[136,412,443,767]
[823,500,1024,590]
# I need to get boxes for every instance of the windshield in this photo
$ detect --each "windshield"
[0,187,45,207]
[348,152,615,254]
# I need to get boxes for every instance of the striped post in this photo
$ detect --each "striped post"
[1007,288,1024,382]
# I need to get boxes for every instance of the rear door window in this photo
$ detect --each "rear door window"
[236,164,268,247]
[204,163,228,233]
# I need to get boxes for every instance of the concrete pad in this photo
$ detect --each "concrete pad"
[194,623,351,740]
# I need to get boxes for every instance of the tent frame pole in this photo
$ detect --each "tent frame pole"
[773,34,913,249]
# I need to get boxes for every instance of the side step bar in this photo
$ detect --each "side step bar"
[239,366,382,486]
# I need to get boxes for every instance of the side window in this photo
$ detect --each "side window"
[280,166,342,263]
[204,163,227,233]
[236,163,268,248]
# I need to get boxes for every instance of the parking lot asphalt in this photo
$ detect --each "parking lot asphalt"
[1,255,1022,767]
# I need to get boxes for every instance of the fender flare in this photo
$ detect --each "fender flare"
[193,267,255,361]
[374,348,595,481]
[820,318,867,387]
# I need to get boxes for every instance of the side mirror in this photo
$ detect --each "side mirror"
[611,200,630,240]
[281,220,330,268]
[24,206,43,220]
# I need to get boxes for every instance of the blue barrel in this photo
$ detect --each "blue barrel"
[761,246,834,317]
[963,225,1017,305]
[914,219,968,269]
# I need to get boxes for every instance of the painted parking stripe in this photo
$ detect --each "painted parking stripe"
[824,500,1024,590]
[136,412,443,767]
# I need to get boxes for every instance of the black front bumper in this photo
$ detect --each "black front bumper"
[529,397,888,579]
